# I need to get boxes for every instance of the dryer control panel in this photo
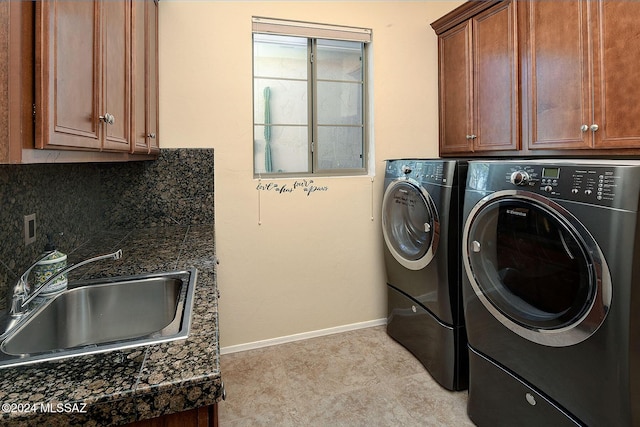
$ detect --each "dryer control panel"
[503,165,619,204]
[467,161,640,211]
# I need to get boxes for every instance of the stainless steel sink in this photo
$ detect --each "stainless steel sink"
[0,269,197,368]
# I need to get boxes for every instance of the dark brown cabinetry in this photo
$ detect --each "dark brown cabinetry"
[36,0,131,152]
[433,1,518,155]
[0,0,157,164]
[524,0,640,151]
[132,0,159,154]
[124,404,218,427]
[0,1,34,164]
[434,0,640,157]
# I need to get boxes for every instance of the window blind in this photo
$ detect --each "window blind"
[252,16,372,43]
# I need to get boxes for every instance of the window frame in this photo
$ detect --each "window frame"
[252,17,372,178]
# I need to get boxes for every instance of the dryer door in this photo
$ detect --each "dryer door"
[463,190,611,347]
[382,179,439,271]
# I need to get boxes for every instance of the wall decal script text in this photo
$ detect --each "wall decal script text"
[256,179,329,196]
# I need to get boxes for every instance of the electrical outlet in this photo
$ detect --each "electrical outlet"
[24,213,36,246]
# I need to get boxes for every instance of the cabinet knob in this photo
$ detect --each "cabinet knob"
[466,134,477,140]
[147,133,157,139]
[580,124,589,132]
[99,113,115,125]
[590,124,599,132]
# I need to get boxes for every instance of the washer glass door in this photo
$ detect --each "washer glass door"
[382,180,439,271]
[463,191,611,346]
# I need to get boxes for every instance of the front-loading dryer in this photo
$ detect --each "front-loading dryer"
[383,159,468,391]
[462,159,640,426]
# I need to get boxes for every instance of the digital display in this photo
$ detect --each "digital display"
[542,167,560,179]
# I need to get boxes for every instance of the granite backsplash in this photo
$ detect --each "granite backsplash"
[0,148,214,310]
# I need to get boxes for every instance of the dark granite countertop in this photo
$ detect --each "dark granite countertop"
[0,225,222,426]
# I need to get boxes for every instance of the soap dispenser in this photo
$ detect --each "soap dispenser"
[32,233,68,295]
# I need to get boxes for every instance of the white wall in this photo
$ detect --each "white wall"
[159,1,463,349]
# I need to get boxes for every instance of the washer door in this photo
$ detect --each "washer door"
[463,190,611,347]
[382,179,439,271]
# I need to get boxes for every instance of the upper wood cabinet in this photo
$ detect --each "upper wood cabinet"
[0,1,34,164]
[521,0,590,150]
[525,0,640,151]
[36,0,131,152]
[0,0,157,163]
[434,0,640,157]
[132,0,159,154]
[433,1,519,155]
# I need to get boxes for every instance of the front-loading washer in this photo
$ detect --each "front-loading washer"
[382,159,468,391]
[461,159,640,426]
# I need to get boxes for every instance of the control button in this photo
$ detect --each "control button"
[526,393,537,406]
[585,189,592,195]
[510,171,530,186]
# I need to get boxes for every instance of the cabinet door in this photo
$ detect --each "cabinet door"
[36,1,102,150]
[124,404,217,427]
[0,2,10,161]
[132,0,147,153]
[472,1,518,152]
[438,1,517,155]
[102,0,131,151]
[438,21,473,154]
[148,0,159,153]
[524,0,591,150]
[132,0,159,154]
[592,0,640,149]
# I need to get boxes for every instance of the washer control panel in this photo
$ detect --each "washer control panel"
[500,164,622,207]
[385,160,454,186]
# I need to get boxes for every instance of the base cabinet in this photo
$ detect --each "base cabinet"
[125,404,218,427]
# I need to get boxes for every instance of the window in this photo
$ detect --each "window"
[252,17,372,176]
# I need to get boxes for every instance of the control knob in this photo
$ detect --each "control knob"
[510,171,530,186]
[402,165,412,174]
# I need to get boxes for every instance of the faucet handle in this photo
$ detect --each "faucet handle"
[16,250,56,291]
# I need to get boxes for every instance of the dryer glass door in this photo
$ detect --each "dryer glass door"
[382,180,438,271]
[464,192,611,346]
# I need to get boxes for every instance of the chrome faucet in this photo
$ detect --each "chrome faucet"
[9,249,123,317]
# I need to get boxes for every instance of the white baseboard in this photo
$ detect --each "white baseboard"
[220,318,387,355]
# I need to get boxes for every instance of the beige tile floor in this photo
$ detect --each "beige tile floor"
[219,325,474,426]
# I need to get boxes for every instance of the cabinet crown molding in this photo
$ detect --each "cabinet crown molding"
[431,0,503,34]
